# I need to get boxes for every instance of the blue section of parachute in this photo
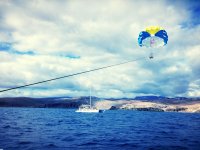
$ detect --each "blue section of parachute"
[138,31,151,47]
[138,29,168,47]
[155,30,168,45]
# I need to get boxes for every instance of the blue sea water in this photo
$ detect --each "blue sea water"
[0,108,199,150]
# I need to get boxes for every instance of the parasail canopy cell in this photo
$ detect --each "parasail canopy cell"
[138,26,168,48]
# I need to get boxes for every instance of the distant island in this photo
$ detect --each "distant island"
[0,96,199,113]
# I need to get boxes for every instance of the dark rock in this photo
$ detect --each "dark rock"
[166,107,187,112]
[195,110,200,113]
[135,107,164,112]
[109,106,118,110]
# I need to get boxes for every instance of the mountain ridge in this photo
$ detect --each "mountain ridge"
[0,96,199,109]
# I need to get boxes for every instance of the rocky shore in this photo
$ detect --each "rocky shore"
[0,96,199,113]
[95,100,200,113]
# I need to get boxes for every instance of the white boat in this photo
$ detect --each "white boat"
[76,104,103,113]
[76,89,104,113]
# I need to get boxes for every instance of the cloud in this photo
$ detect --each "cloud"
[0,0,200,98]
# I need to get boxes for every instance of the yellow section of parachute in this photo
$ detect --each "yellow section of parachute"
[145,26,163,35]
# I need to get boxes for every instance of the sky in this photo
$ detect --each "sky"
[0,0,200,98]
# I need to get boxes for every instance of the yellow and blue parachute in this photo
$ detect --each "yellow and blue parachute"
[138,26,168,48]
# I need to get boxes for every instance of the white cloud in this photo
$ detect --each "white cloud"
[187,80,200,97]
[0,0,199,98]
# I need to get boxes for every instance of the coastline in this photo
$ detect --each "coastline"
[0,97,199,113]
[95,100,200,113]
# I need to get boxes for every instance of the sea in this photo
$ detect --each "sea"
[0,108,199,150]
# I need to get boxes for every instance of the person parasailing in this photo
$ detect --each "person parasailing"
[138,26,168,59]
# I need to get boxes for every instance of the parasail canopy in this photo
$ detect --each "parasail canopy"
[138,26,168,48]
